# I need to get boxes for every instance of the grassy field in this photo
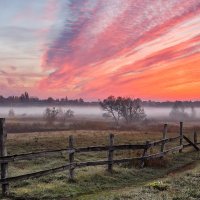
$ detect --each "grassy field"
[1,124,200,200]
[6,117,200,133]
[78,157,200,200]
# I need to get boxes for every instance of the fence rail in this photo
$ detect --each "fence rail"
[0,136,181,164]
[0,118,199,197]
[0,145,183,184]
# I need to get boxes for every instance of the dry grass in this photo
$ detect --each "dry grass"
[7,129,177,154]
[1,119,199,199]
[6,116,200,134]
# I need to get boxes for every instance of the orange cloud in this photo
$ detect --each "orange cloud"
[30,1,200,99]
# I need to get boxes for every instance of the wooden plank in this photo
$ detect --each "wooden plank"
[68,135,75,182]
[179,122,183,153]
[149,136,180,147]
[77,144,146,152]
[183,135,200,151]
[0,148,69,163]
[74,146,183,167]
[0,145,182,184]
[0,135,182,165]
[108,134,114,172]
[0,118,9,196]
[77,160,108,168]
[0,164,71,184]
[194,131,197,145]
[0,136,182,164]
[0,144,146,163]
[161,124,167,153]
[109,146,181,163]
[144,146,183,159]
[140,141,149,168]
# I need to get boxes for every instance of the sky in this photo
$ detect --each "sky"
[0,0,200,101]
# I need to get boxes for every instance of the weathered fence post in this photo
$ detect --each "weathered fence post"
[108,134,114,172]
[68,135,75,182]
[194,130,197,145]
[179,122,183,153]
[140,141,149,168]
[0,118,9,196]
[161,124,167,154]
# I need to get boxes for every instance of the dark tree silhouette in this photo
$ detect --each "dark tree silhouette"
[44,107,59,124]
[59,108,74,124]
[100,96,121,125]
[0,92,200,109]
[100,96,146,125]
[169,101,189,120]
[20,92,29,102]
[119,97,146,124]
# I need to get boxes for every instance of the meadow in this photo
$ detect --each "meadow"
[1,118,200,200]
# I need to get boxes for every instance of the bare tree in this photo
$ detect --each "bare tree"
[58,108,74,124]
[62,109,74,123]
[169,101,189,121]
[44,107,59,124]
[100,96,146,125]
[100,96,121,125]
[119,98,146,124]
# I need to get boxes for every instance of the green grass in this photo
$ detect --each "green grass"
[2,151,199,200]
[79,157,200,200]
[1,130,200,200]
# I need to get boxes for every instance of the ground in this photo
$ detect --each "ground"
[1,124,200,200]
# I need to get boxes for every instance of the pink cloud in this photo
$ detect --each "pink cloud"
[36,1,200,99]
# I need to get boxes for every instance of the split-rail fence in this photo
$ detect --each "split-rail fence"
[0,118,199,197]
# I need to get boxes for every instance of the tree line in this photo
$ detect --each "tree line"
[0,92,200,107]
[0,92,96,106]
[5,95,199,125]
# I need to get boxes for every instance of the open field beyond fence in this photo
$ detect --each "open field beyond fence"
[0,118,200,199]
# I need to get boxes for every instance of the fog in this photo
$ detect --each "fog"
[0,106,103,118]
[144,107,200,119]
[0,106,200,120]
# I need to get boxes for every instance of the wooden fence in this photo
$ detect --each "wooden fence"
[0,118,199,197]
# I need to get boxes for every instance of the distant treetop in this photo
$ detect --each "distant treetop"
[0,92,200,107]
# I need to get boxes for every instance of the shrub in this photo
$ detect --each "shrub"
[100,96,146,125]
[44,107,59,124]
[8,108,15,118]
[148,181,169,191]
[58,108,74,124]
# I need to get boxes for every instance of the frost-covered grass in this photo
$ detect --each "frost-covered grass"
[1,130,199,199]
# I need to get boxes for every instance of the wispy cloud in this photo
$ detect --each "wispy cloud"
[39,0,200,100]
[0,0,200,99]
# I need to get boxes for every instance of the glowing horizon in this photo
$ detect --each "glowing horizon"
[0,0,200,101]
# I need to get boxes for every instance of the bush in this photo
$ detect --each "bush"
[169,101,189,121]
[100,96,146,125]
[148,181,169,191]
[44,107,59,124]
[58,108,74,124]
[8,108,15,118]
